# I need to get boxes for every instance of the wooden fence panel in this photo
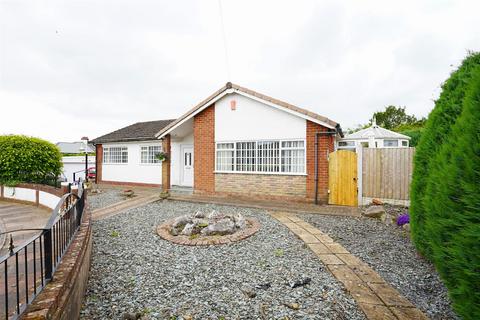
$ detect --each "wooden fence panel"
[362,148,415,201]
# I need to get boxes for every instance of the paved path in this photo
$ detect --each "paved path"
[270,211,429,320]
[91,194,160,221]
[0,201,51,254]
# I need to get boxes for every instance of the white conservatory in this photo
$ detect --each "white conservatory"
[338,120,410,152]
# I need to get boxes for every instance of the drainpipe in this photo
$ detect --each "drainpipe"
[314,128,340,205]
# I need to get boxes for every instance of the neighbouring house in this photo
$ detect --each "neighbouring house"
[338,119,410,152]
[56,141,95,154]
[92,83,343,203]
[56,142,96,182]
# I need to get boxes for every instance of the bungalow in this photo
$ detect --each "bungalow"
[92,83,343,203]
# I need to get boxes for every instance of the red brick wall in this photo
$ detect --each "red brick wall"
[306,121,335,203]
[194,105,215,194]
[95,144,103,183]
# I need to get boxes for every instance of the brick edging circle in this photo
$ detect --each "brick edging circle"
[156,218,260,246]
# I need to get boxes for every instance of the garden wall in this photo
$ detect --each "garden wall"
[20,206,92,320]
[0,183,67,209]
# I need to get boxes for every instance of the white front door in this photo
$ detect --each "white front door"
[181,146,194,187]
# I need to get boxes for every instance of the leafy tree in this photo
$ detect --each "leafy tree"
[410,51,480,258]
[371,105,424,130]
[421,64,480,319]
[0,135,63,185]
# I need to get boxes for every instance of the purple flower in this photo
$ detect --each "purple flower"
[397,214,410,226]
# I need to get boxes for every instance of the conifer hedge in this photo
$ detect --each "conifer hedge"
[411,52,480,319]
[0,135,63,185]
[410,52,480,258]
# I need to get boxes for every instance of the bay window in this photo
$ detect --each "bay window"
[216,140,305,174]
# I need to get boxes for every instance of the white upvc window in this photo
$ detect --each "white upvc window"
[384,139,399,147]
[216,143,235,171]
[401,140,409,147]
[215,139,306,174]
[103,146,128,164]
[281,140,305,173]
[140,145,162,164]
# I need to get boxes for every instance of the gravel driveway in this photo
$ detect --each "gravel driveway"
[81,200,365,320]
[88,189,125,210]
[301,214,458,320]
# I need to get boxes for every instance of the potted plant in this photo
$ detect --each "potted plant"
[155,151,169,162]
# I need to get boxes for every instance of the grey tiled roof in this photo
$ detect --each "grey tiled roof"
[91,119,175,144]
[56,142,95,154]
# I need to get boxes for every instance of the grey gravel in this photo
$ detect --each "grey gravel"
[301,212,459,320]
[88,189,125,210]
[81,200,366,320]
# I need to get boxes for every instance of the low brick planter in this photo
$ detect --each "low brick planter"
[157,218,260,246]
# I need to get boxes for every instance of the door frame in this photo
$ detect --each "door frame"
[180,144,194,187]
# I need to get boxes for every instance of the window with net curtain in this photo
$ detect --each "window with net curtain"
[103,147,128,164]
[140,145,162,164]
[216,140,305,174]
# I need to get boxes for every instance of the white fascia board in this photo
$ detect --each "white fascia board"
[156,89,234,139]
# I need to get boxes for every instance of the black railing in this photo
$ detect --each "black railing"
[0,181,86,319]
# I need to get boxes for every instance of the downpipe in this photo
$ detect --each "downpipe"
[314,130,338,205]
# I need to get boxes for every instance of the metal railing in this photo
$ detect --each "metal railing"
[0,181,86,319]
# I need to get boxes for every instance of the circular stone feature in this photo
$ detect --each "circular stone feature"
[157,210,260,246]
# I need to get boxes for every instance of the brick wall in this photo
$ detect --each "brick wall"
[306,120,335,203]
[95,144,103,183]
[21,203,92,320]
[215,173,307,201]
[193,105,215,194]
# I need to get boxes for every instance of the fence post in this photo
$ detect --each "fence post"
[43,230,53,280]
[356,145,363,206]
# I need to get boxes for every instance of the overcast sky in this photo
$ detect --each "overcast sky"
[1,0,479,143]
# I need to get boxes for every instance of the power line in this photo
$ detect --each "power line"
[217,0,231,81]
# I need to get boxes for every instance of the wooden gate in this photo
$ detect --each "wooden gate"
[328,150,358,206]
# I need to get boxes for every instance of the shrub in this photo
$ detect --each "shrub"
[421,65,480,319]
[399,127,423,147]
[0,135,63,185]
[410,52,480,257]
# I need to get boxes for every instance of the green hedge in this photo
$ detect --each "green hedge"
[399,127,423,147]
[410,52,480,258]
[421,65,480,319]
[0,135,63,186]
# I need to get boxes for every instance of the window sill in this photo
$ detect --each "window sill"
[139,163,162,166]
[214,171,307,176]
[103,163,128,165]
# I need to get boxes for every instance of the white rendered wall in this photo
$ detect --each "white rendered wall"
[3,187,36,202]
[39,191,61,209]
[101,141,162,185]
[215,93,306,141]
[171,132,193,186]
[62,156,96,182]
